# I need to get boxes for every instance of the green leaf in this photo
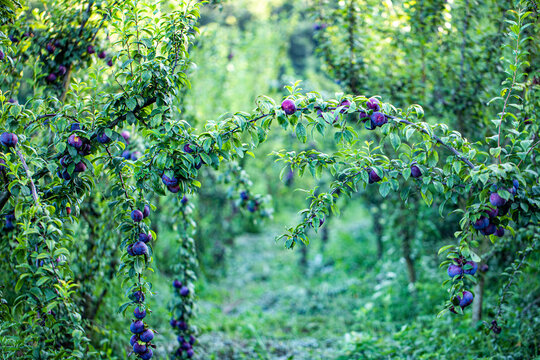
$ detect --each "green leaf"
[295,123,307,143]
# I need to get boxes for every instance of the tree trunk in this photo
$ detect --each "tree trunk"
[472,273,485,322]
[403,235,416,285]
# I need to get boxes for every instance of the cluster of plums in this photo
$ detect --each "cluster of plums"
[130,305,155,359]
[447,259,478,311]
[472,181,519,236]
[57,126,92,180]
[43,42,113,83]
[119,131,142,161]
[171,279,195,358]
[127,206,152,256]
[239,191,261,213]
[86,45,113,66]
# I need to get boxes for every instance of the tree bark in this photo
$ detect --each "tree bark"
[472,273,485,322]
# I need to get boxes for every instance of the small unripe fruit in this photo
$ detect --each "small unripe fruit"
[130,320,145,334]
[368,169,382,184]
[58,65,67,76]
[133,342,147,354]
[173,279,182,289]
[180,286,190,297]
[140,349,153,360]
[142,204,151,218]
[87,45,95,54]
[489,192,507,207]
[132,241,148,256]
[370,111,387,127]
[463,261,477,275]
[98,51,106,59]
[131,210,144,222]
[134,307,146,319]
[410,163,422,178]
[495,226,505,237]
[366,97,381,111]
[459,291,473,308]
[1,132,18,147]
[67,134,83,149]
[140,329,154,343]
[473,216,489,230]
[281,99,296,115]
[447,264,463,278]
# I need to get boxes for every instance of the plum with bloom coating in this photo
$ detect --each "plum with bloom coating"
[368,169,382,184]
[46,73,57,82]
[490,192,507,207]
[481,223,496,236]
[173,279,182,289]
[447,264,463,278]
[473,216,489,230]
[410,163,422,178]
[459,291,473,308]
[130,320,145,334]
[495,227,505,237]
[281,99,296,115]
[67,134,83,149]
[87,45,95,54]
[162,174,179,187]
[134,307,146,319]
[463,261,477,275]
[97,132,111,144]
[132,241,148,256]
[131,210,144,222]
[366,98,380,111]
[133,342,147,354]
[130,334,139,346]
[370,112,387,127]
[0,132,18,147]
[143,205,151,218]
[140,329,154,343]
[140,349,153,360]
[180,286,190,297]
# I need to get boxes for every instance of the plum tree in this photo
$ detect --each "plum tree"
[0,0,537,359]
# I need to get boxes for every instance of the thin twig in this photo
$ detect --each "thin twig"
[16,150,39,205]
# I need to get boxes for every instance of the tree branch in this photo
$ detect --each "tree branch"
[16,150,39,205]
